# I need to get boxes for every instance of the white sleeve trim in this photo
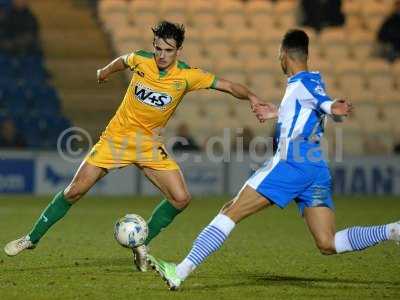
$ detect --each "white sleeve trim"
[320,101,333,115]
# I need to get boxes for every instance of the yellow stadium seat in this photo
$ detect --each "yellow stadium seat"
[344,15,364,30]
[98,0,128,16]
[131,13,159,30]
[206,43,234,59]
[190,12,218,29]
[275,14,295,29]
[102,14,129,33]
[181,43,204,62]
[309,58,332,75]
[160,0,187,15]
[273,0,297,16]
[245,0,273,17]
[220,14,248,29]
[362,0,391,18]
[235,44,262,61]
[215,58,243,73]
[337,74,366,95]
[159,12,186,25]
[342,0,362,16]
[217,0,244,15]
[348,90,374,104]
[249,14,276,31]
[250,72,278,94]
[364,15,385,32]
[185,55,213,71]
[201,27,229,48]
[382,103,400,124]
[247,57,281,75]
[230,30,259,46]
[129,0,159,15]
[362,59,394,91]
[377,90,400,104]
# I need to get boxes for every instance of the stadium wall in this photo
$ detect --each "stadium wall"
[0,151,399,196]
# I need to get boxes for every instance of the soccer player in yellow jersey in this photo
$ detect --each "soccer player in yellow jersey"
[4,21,273,271]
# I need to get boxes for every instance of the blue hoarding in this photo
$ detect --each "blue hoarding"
[0,159,34,193]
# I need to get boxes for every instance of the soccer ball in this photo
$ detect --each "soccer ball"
[114,214,148,248]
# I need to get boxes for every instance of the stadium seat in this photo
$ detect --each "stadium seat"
[249,14,276,31]
[319,28,350,59]
[244,0,273,18]
[273,0,297,16]
[201,27,229,45]
[235,44,263,62]
[362,0,391,18]
[159,11,186,25]
[363,15,385,32]
[363,59,394,91]
[343,0,362,16]
[231,30,259,46]
[337,74,366,95]
[160,0,187,16]
[101,13,129,33]
[217,0,244,14]
[98,0,128,17]
[131,13,159,30]
[275,14,296,29]
[345,15,364,30]
[129,0,159,15]
[189,12,218,29]
[205,43,233,60]
[220,14,248,30]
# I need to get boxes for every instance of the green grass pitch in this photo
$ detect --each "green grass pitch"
[0,196,399,300]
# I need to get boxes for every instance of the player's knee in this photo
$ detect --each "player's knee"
[64,184,84,203]
[171,192,191,209]
[315,237,336,255]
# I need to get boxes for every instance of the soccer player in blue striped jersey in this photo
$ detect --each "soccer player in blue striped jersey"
[147,29,400,290]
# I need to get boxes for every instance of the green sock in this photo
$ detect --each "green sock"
[28,191,72,244]
[145,199,182,245]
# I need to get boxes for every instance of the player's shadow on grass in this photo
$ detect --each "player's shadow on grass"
[190,273,400,291]
[2,257,133,273]
[250,274,400,288]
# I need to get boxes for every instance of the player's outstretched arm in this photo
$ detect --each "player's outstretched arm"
[323,99,353,122]
[96,56,127,84]
[331,99,353,116]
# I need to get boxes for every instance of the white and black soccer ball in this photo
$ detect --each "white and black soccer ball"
[114,214,148,248]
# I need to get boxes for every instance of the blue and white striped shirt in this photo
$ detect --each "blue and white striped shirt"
[274,71,333,165]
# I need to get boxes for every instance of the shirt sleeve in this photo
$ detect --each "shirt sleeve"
[186,68,218,92]
[122,52,138,70]
[299,78,333,114]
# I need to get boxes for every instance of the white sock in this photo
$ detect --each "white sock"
[176,258,196,280]
[334,229,353,253]
[176,214,236,280]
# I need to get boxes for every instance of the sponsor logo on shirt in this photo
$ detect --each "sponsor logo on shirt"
[134,84,172,108]
[314,85,327,96]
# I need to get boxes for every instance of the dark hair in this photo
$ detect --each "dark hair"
[152,21,185,49]
[281,29,309,59]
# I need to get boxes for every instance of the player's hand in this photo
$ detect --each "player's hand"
[252,102,278,123]
[97,68,109,84]
[332,99,353,116]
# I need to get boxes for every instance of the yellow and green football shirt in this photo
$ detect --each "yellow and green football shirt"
[103,49,218,137]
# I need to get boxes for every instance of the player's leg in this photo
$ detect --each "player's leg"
[142,167,191,245]
[304,206,400,255]
[4,161,107,256]
[147,185,271,289]
[304,206,336,254]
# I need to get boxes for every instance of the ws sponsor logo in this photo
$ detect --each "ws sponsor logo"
[134,84,172,108]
